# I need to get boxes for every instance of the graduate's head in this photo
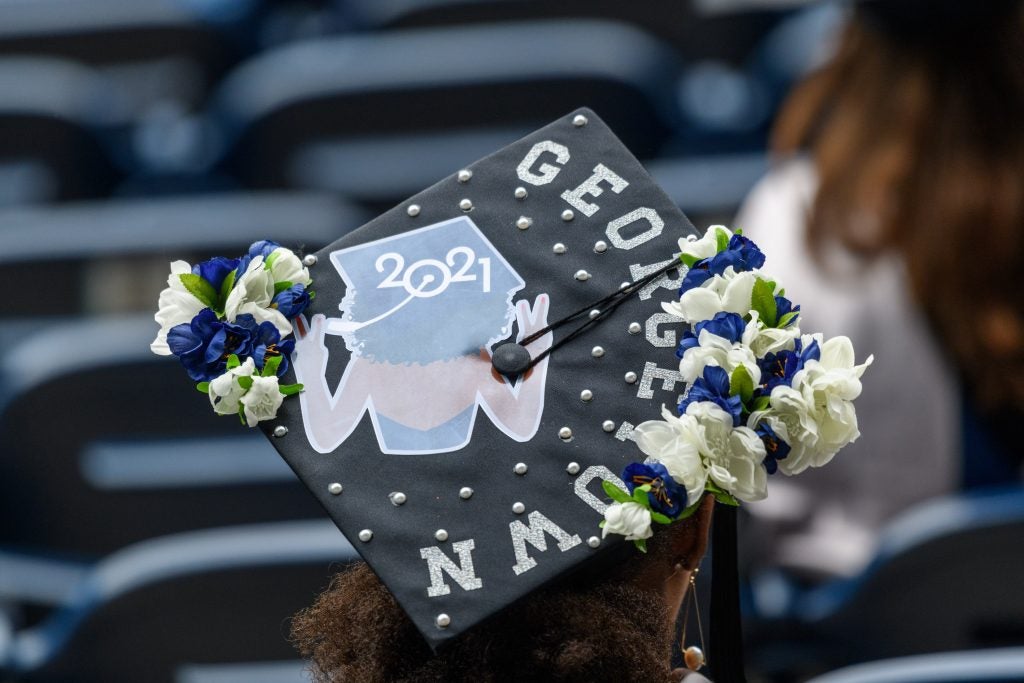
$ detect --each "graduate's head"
[290,496,714,683]
[328,217,525,365]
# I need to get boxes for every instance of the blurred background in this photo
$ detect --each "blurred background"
[1,0,1022,681]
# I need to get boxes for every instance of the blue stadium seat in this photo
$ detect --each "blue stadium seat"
[0,191,369,317]
[805,648,1024,683]
[0,57,124,204]
[0,316,327,557]
[0,520,354,682]
[747,487,1024,679]
[212,19,686,201]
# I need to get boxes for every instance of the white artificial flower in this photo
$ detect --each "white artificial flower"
[240,374,285,427]
[151,260,206,355]
[633,406,709,507]
[267,247,312,287]
[208,357,257,416]
[678,224,733,262]
[224,256,292,337]
[602,501,654,541]
[684,401,767,503]
[749,335,873,475]
[663,268,758,325]
[678,325,762,386]
[741,310,801,358]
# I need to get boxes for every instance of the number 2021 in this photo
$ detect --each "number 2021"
[374,246,492,298]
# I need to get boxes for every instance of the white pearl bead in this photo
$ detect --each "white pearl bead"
[579,389,593,402]
[457,169,472,183]
[406,204,421,217]
[514,186,528,199]
[459,198,473,211]
[566,462,581,475]
[516,216,532,230]
[552,243,566,254]
[561,209,574,222]
[573,114,588,127]
[514,462,528,475]
[558,427,572,440]
[358,529,373,542]
[459,486,473,500]
[436,613,451,628]
[602,420,616,433]
[684,646,705,670]
[593,240,608,253]
[435,529,448,542]
[327,482,343,495]
[512,502,525,514]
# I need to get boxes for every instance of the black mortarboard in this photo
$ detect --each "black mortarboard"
[267,109,698,649]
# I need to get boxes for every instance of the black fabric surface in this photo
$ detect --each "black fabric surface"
[264,108,698,649]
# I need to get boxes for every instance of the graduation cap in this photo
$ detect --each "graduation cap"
[267,108,703,651]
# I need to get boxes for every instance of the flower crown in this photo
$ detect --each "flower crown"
[600,226,872,550]
[150,240,313,426]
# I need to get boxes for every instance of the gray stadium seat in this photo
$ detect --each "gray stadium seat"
[213,19,686,201]
[0,520,354,682]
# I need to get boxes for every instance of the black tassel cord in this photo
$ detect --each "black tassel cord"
[709,503,746,683]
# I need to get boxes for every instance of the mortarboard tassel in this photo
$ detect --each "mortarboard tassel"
[709,503,746,683]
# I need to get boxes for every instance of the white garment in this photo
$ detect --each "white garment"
[733,159,959,577]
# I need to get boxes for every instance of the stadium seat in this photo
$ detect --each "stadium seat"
[0,316,326,557]
[0,520,354,682]
[213,19,686,200]
[0,191,369,317]
[0,57,124,204]
[804,648,1024,683]
[746,487,1024,679]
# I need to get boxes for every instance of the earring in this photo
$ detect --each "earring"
[679,567,706,671]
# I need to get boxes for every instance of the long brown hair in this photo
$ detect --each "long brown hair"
[772,3,1024,412]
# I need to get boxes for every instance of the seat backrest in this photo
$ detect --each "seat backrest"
[214,19,686,191]
[0,316,326,557]
[3,520,354,682]
[0,191,369,317]
[799,488,1024,665]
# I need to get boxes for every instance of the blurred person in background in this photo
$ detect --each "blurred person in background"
[736,0,1024,579]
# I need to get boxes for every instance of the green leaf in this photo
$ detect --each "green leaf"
[262,355,283,377]
[279,383,304,396]
[226,354,241,370]
[675,498,704,520]
[218,269,236,307]
[598,520,606,529]
[734,227,743,236]
[265,250,280,270]
[602,480,632,504]
[751,277,778,327]
[715,227,730,253]
[195,382,210,394]
[178,273,217,308]
[273,280,293,296]
[713,490,740,506]
[634,538,648,553]
[237,375,254,390]
[631,485,651,507]
[750,395,771,413]
[705,481,740,506]
[777,311,799,328]
[730,365,754,403]
[650,511,673,525]
[308,290,316,300]
[238,406,247,426]
[679,252,702,268]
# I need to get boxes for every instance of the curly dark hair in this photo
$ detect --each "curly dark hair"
[290,512,710,683]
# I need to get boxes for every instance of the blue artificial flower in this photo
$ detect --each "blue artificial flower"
[234,240,282,280]
[272,283,311,319]
[679,234,767,294]
[755,338,821,396]
[677,311,746,358]
[755,422,791,475]
[191,256,240,293]
[774,295,801,327]
[248,239,280,260]
[679,365,743,427]
[240,316,296,376]
[167,309,256,381]
[622,462,687,517]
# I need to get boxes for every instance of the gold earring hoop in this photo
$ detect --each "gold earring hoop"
[679,567,707,671]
